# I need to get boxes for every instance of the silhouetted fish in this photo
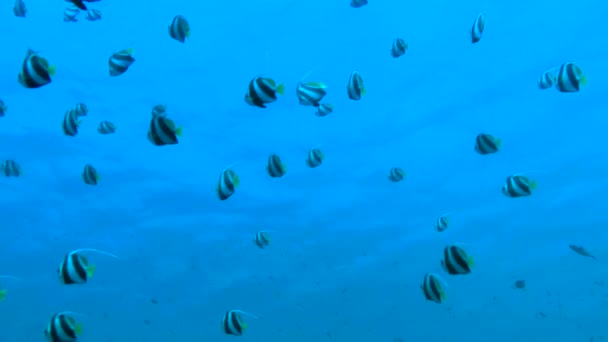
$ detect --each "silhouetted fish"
[569,244,597,260]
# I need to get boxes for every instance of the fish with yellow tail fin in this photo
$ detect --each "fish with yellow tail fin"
[347,71,366,100]
[474,133,501,155]
[502,174,536,197]
[441,244,474,275]
[222,310,258,336]
[147,115,182,146]
[82,164,100,185]
[421,273,447,304]
[305,148,324,168]
[254,231,272,248]
[296,72,327,107]
[217,166,239,200]
[0,275,20,301]
[109,48,135,76]
[18,49,56,88]
[62,109,82,137]
[169,15,190,43]
[45,311,83,342]
[244,76,285,108]
[556,62,588,93]
[391,38,408,58]
[58,249,119,285]
[266,154,287,178]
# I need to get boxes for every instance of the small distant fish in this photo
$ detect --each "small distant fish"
[538,70,556,89]
[441,244,474,275]
[147,115,182,146]
[97,121,116,134]
[62,109,82,137]
[569,244,597,260]
[18,49,56,89]
[151,104,167,117]
[64,6,79,22]
[222,310,258,336]
[391,38,408,58]
[350,0,368,8]
[513,279,526,290]
[420,273,446,304]
[347,71,366,100]
[555,62,587,93]
[13,0,26,17]
[2,160,21,177]
[109,49,135,77]
[305,148,325,168]
[74,103,88,116]
[266,154,287,178]
[0,100,7,117]
[168,15,191,43]
[315,103,334,117]
[45,312,83,342]
[58,248,119,285]
[471,13,486,43]
[254,231,271,248]
[474,133,501,155]
[388,167,405,182]
[82,164,100,185]
[502,174,536,198]
[436,215,449,232]
[244,77,285,108]
[216,168,239,200]
[296,81,327,107]
[85,9,101,21]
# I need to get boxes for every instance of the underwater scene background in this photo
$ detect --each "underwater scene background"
[0,0,605,340]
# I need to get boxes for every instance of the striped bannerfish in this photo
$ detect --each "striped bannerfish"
[388,167,406,182]
[305,148,324,168]
[216,168,239,200]
[350,0,368,8]
[471,13,486,43]
[169,15,191,43]
[296,81,327,107]
[13,0,26,17]
[347,71,366,100]
[538,70,556,89]
[151,104,167,117]
[18,49,55,89]
[222,310,258,336]
[555,62,587,93]
[0,99,7,117]
[62,109,81,137]
[97,121,116,134]
[2,160,21,177]
[44,312,82,342]
[254,231,271,248]
[82,164,100,185]
[391,38,408,58]
[502,174,536,198]
[57,249,119,285]
[64,6,79,22]
[266,154,287,178]
[436,215,449,232]
[74,103,88,116]
[67,0,87,10]
[85,9,101,21]
[315,103,334,117]
[420,273,446,304]
[474,133,501,155]
[109,48,135,76]
[441,244,474,275]
[244,77,285,108]
[147,115,182,146]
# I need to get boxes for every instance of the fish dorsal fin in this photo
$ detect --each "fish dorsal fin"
[231,310,259,319]
[72,249,119,259]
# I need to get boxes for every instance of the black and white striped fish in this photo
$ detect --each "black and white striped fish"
[2,160,21,177]
[62,109,81,137]
[315,103,334,117]
[222,310,257,336]
[109,49,135,76]
[147,115,182,146]
[502,174,536,198]
[85,9,101,21]
[82,164,100,185]
[391,38,408,58]
[245,77,285,108]
[538,70,556,89]
[57,249,118,285]
[254,231,271,248]
[420,273,446,304]
[97,121,116,134]
[18,49,55,89]
[305,148,324,168]
[151,104,167,117]
[471,13,486,43]
[555,62,587,93]
[66,0,87,10]
[296,81,327,107]
[266,154,287,178]
[74,103,88,116]
[13,0,26,17]
[388,167,405,182]
[436,215,449,232]
[216,168,239,200]
[64,6,79,21]
[474,133,501,155]
[441,244,474,275]
[0,99,7,117]
[350,0,367,8]
[169,15,190,43]
[44,312,82,342]
[347,71,366,100]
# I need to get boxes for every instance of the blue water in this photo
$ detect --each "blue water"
[0,0,606,340]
